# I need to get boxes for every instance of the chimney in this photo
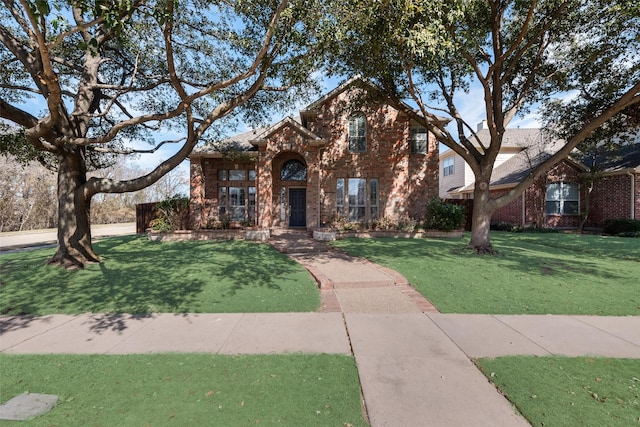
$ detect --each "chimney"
[477,120,488,131]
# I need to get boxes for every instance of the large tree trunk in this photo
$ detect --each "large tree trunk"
[468,180,497,254]
[47,149,100,269]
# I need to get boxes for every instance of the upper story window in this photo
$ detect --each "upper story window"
[410,126,428,154]
[546,182,579,215]
[348,114,367,152]
[443,157,454,176]
[281,159,307,181]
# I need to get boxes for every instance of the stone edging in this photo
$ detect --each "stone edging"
[313,229,463,241]
[147,229,270,242]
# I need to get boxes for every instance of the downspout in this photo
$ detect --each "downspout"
[628,171,635,219]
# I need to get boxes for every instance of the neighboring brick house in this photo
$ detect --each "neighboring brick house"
[453,133,640,229]
[188,77,441,230]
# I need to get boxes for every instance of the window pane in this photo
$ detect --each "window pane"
[565,183,579,200]
[370,179,379,220]
[348,115,366,152]
[218,187,227,215]
[248,170,257,181]
[248,187,256,220]
[229,187,246,220]
[229,170,246,181]
[336,178,345,215]
[281,159,307,181]
[546,201,560,215]
[546,183,560,201]
[348,178,366,222]
[410,126,427,154]
[280,187,286,221]
[218,170,227,181]
[563,201,579,215]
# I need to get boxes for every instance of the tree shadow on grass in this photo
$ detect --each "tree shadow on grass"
[1,236,318,330]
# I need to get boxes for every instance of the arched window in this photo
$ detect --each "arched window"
[281,159,307,181]
[348,114,366,152]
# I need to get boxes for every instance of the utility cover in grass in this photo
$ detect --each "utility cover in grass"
[0,393,58,420]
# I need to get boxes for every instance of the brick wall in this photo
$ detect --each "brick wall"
[190,84,439,230]
[491,161,583,228]
[586,173,635,227]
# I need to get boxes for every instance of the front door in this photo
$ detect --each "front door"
[289,188,306,227]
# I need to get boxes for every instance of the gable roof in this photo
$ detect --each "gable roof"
[249,116,326,146]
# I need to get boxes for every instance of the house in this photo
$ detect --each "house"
[188,77,441,231]
[443,124,640,229]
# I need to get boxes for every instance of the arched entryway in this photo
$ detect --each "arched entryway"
[273,153,308,227]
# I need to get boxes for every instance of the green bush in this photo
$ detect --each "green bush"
[603,218,640,237]
[151,194,189,231]
[424,198,465,232]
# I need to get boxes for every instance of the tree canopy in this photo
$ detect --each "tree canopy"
[1,0,329,267]
[329,0,640,251]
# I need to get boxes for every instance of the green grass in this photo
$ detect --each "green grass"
[0,353,367,426]
[0,236,320,315]
[476,356,640,427]
[331,232,640,315]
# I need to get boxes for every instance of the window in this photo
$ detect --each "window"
[369,179,379,220]
[410,126,428,154]
[218,170,227,181]
[336,178,345,216]
[219,184,254,221]
[229,187,246,220]
[348,114,366,152]
[229,170,246,181]
[281,159,307,181]
[280,187,287,221]
[249,170,257,181]
[348,178,367,222]
[335,178,379,223]
[546,182,579,215]
[218,187,227,215]
[248,187,256,220]
[443,157,454,176]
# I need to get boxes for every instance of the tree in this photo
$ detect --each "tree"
[329,0,640,252]
[1,0,327,267]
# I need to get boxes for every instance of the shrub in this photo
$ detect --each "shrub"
[603,219,640,237]
[206,213,231,230]
[491,221,519,232]
[424,198,465,232]
[151,194,189,231]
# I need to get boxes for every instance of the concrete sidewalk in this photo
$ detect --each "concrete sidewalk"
[2,229,639,426]
[0,222,136,251]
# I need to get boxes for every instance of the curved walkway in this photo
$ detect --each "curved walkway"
[2,229,639,426]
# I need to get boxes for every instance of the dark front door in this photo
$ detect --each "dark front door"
[289,188,306,227]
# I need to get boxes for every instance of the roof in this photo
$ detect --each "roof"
[190,128,263,158]
[473,128,546,149]
[249,116,326,146]
[597,143,640,173]
[457,135,584,193]
[456,139,640,194]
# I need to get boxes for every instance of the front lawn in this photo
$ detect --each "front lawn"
[0,236,320,315]
[0,353,367,426]
[331,232,640,315]
[476,356,640,427]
